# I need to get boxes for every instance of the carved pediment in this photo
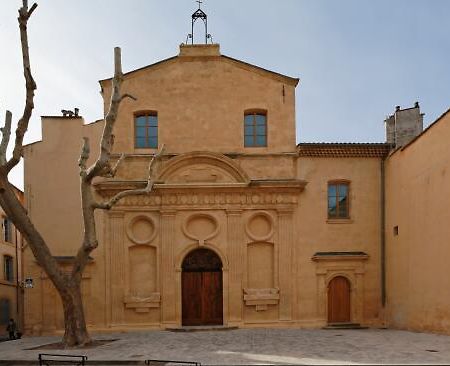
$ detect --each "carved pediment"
[157,151,250,185]
[165,164,235,184]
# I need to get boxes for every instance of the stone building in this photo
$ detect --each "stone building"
[20,40,450,335]
[0,186,24,337]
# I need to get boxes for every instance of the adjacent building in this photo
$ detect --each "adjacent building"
[0,186,24,337]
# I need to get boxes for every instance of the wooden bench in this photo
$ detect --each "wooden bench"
[38,353,87,366]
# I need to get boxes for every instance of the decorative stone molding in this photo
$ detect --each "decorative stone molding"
[312,251,369,262]
[245,211,275,242]
[126,215,157,245]
[97,191,301,208]
[124,293,161,313]
[157,151,251,184]
[182,213,220,245]
[311,251,368,324]
[243,288,280,311]
[176,242,229,272]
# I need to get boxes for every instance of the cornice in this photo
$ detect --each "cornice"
[93,180,305,208]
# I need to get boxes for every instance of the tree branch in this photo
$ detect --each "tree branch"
[3,0,37,173]
[73,48,136,281]
[120,93,137,103]
[95,145,165,210]
[78,137,90,174]
[0,111,12,165]
[85,47,136,182]
[108,153,125,177]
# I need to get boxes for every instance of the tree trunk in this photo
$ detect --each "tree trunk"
[60,280,91,347]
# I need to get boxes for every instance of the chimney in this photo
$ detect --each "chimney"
[385,102,424,148]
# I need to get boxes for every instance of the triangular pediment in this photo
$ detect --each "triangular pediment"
[98,49,298,87]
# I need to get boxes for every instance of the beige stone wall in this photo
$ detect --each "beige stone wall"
[22,117,105,335]
[21,45,386,334]
[296,157,383,326]
[0,190,23,336]
[385,109,450,334]
[100,44,298,156]
[0,242,18,337]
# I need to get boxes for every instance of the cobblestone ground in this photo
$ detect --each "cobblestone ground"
[1,328,450,365]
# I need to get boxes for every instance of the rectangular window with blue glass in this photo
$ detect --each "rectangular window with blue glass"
[135,112,158,148]
[244,112,267,147]
[328,182,349,219]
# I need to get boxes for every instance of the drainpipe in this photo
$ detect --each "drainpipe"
[14,225,20,329]
[380,158,386,307]
[14,225,24,335]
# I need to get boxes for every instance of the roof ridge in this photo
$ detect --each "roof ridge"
[99,53,299,86]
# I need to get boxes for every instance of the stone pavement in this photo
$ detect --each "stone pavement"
[1,328,450,365]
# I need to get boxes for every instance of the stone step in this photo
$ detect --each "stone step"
[323,323,368,330]
[166,325,238,332]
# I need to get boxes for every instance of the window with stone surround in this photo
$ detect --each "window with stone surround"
[244,111,267,147]
[135,112,158,148]
[328,181,350,219]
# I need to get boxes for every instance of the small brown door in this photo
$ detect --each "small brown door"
[328,276,351,323]
[182,249,223,326]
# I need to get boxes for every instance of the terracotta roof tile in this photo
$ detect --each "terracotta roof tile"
[297,143,392,158]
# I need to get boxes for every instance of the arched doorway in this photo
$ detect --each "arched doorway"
[182,248,223,326]
[327,276,351,323]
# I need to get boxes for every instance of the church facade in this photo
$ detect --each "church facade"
[21,43,450,335]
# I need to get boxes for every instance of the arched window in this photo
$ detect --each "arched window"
[244,111,267,147]
[328,181,350,219]
[135,112,158,148]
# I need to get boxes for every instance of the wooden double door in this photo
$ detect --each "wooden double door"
[327,276,351,323]
[182,249,223,326]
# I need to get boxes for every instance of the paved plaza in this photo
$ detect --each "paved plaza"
[1,328,450,365]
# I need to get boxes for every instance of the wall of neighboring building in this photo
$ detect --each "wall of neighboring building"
[22,117,105,335]
[386,109,450,334]
[296,156,383,326]
[0,190,24,337]
[0,240,17,337]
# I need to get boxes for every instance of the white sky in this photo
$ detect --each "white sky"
[1,0,449,190]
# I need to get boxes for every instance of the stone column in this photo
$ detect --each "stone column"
[109,211,125,325]
[226,209,244,323]
[277,208,294,321]
[161,210,177,325]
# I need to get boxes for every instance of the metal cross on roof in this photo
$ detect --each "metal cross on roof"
[188,0,213,45]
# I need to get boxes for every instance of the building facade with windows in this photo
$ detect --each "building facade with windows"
[0,186,24,337]
[21,43,450,335]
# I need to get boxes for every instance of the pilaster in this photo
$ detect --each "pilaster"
[109,211,125,325]
[161,209,177,325]
[277,208,294,321]
[226,209,244,323]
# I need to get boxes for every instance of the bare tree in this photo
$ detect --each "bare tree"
[0,0,163,346]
